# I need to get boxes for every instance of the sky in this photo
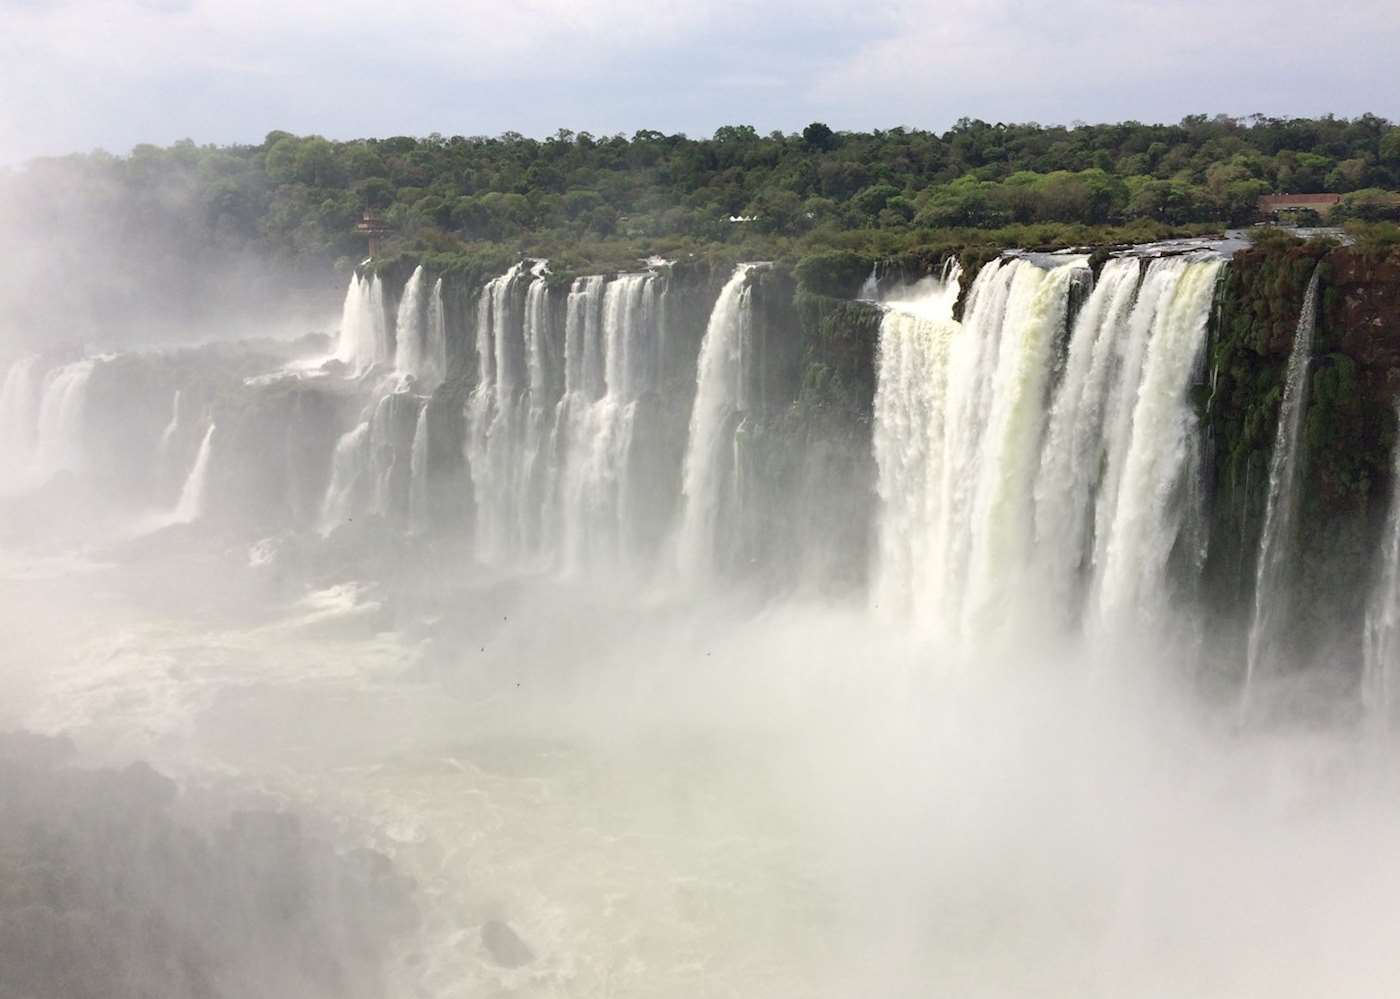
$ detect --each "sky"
[2,0,1399,163]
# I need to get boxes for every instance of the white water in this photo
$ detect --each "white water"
[858,262,880,300]
[677,263,758,578]
[320,420,371,534]
[1366,407,1400,734]
[1093,257,1223,630]
[1033,258,1142,615]
[170,423,216,524]
[1243,266,1321,711]
[408,402,430,534]
[1087,259,1186,600]
[466,262,530,562]
[0,355,41,484]
[337,272,390,372]
[516,274,554,553]
[546,275,604,562]
[935,260,1021,627]
[963,258,1086,632]
[320,381,422,535]
[424,276,448,389]
[871,257,1088,635]
[373,389,421,523]
[871,262,962,619]
[873,253,1222,640]
[549,273,658,570]
[393,265,427,377]
[33,358,97,479]
[157,388,182,462]
[467,263,671,571]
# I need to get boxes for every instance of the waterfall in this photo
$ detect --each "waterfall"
[34,359,96,477]
[466,264,518,559]
[858,263,880,300]
[367,274,390,367]
[368,389,417,520]
[564,275,607,401]
[871,252,1223,639]
[963,258,1087,631]
[467,262,545,562]
[870,262,963,619]
[677,263,758,578]
[1089,258,1187,599]
[547,275,604,564]
[1092,257,1224,629]
[336,273,366,368]
[1,354,104,491]
[336,272,389,372]
[0,355,42,481]
[393,265,427,377]
[549,272,658,570]
[870,258,1018,628]
[870,257,1087,632]
[578,274,607,400]
[516,275,555,552]
[655,267,673,386]
[171,424,216,524]
[464,262,669,570]
[157,389,183,461]
[1032,258,1142,615]
[320,384,420,536]
[1365,404,1400,733]
[1242,265,1321,712]
[424,277,448,389]
[408,403,430,534]
[320,421,371,535]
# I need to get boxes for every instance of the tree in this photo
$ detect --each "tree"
[746,189,804,234]
[794,250,873,297]
[713,125,759,144]
[561,189,604,220]
[1335,189,1400,222]
[802,122,837,152]
[353,177,395,209]
[19,113,1397,277]
[818,160,871,199]
[850,183,900,220]
[1380,128,1400,168]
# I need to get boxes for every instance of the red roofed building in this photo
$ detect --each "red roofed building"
[1257,193,1343,217]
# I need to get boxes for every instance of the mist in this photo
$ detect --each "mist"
[3,122,1400,999]
[4,538,1398,996]
[0,155,342,354]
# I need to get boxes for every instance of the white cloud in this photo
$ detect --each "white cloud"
[0,0,1396,162]
[814,0,1400,127]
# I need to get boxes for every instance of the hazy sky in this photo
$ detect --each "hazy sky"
[3,0,1398,162]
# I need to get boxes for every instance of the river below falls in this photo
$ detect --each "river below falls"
[7,536,1400,998]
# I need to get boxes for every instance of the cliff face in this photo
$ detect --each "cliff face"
[1192,243,1400,675]
[360,244,1400,631]
[765,242,1400,654]
[13,242,1399,645]
[1329,249,1400,401]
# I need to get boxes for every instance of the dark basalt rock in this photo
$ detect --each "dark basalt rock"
[0,732,419,999]
[481,919,534,968]
[1201,241,1400,681]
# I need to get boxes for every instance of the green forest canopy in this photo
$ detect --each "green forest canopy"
[7,114,1400,277]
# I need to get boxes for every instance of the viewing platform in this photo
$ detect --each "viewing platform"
[354,210,393,257]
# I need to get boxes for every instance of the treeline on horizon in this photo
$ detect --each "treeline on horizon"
[6,113,1400,282]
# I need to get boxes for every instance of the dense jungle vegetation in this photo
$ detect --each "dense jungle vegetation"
[7,114,1400,279]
